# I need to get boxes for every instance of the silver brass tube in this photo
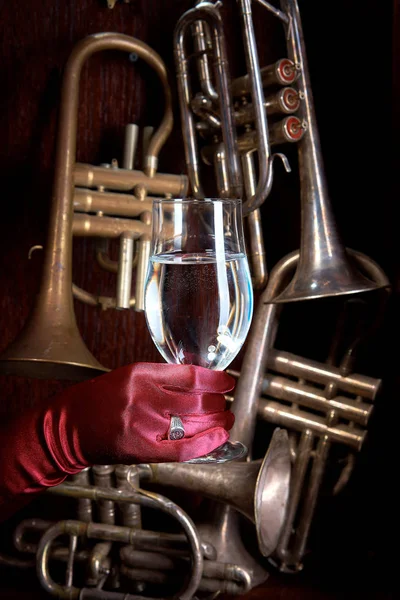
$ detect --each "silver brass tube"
[191,20,218,102]
[21,515,214,560]
[115,465,142,529]
[255,398,365,450]
[92,465,115,525]
[116,233,135,310]
[267,350,381,401]
[242,152,268,289]
[289,435,330,568]
[74,163,188,196]
[143,459,261,523]
[174,1,242,199]
[71,469,92,522]
[275,430,314,562]
[120,546,249,593]
[229,253,297,451]
[228,370,373,426]
[120,563,246,595]
[14,519,54,554]
[260,375,373,425]
[238,0,272,214]
[42,485,203,600]
[73,188,152,217]
[215,143,230,197]
[79,590,159,599]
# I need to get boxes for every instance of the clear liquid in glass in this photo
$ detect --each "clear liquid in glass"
[145,251,253,370]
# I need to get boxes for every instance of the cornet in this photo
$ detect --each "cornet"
[1,429,290,598]
[0,33,188,382]
[177,0,387,303]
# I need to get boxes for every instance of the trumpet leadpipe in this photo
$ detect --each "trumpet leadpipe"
[268,350,381,400]
[142,460,260,523]
[228,370,373,426]
[74,163,188,197]
[231,58,299,97]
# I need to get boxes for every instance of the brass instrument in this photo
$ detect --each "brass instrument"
[1,432,290,597]
[231,249,388,572]
[261,0,387,303]
[0,33,188,382]
[0,0,391,596]
[178,0,387,302]
[0,27,291,599]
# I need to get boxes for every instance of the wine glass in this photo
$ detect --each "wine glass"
[144,198,253,463]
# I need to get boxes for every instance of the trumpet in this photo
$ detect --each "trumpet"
[231,248,388,572]
[1,436,289,598]
[0,33,188,382]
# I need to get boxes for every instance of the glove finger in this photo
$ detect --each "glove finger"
[156,390,230,414]
[180,410,235,436]
[158,427,230,462]
[135,362,235,394]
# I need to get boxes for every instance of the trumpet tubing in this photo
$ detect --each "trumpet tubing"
[5,461,284,598]
[232,243,388,572]
[73,163,187,196]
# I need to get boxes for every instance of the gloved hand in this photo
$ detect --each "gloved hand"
[0,363,235,520]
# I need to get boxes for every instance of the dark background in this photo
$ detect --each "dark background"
[0,0,397,598]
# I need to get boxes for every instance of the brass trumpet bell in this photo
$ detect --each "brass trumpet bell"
[271,239,383,304]
[265,0,388,304]
[143,428,291,558]
[0,297,108,381]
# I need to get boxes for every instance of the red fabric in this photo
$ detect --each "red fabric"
[0,363,235,520]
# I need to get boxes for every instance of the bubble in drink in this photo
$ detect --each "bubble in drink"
[144,252,253,371]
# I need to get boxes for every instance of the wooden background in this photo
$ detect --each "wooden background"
[0,0,396,598]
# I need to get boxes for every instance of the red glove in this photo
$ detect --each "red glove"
[0,363,235,520]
